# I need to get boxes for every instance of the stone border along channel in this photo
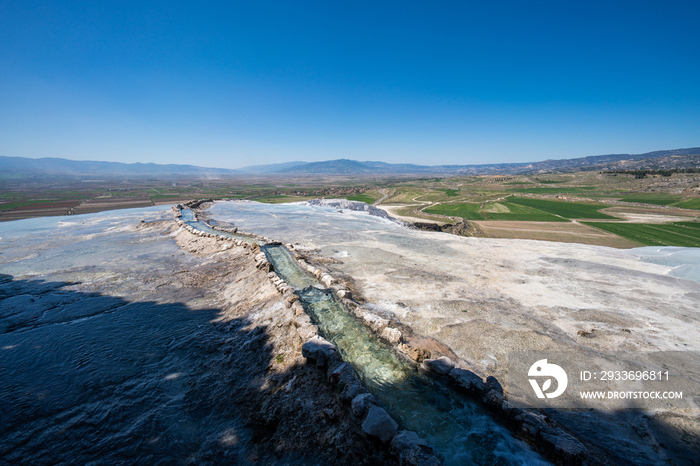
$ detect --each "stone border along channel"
[173,201,589,466]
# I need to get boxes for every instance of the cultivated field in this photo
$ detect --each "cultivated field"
[374,171,700,247]
[0,174,383,221]
[582,222,700,248]
[2,170,699,247]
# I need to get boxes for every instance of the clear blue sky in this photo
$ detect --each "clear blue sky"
[1,1,699,169]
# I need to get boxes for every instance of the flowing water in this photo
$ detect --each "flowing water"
[276,256,548,466]
[0,204,548,466]
[8,202,696,465]
[179,207,550,465]
[261,245,316,289]
[179,208,262,244]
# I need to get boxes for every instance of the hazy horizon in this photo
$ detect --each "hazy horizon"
[5,145,700,173]
[2,1,699,169]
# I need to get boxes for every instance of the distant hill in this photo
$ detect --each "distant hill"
[2,147,699,178]
[273,149,700,175]
[282,159,441,174]
[571,153,700,172]
[237,161,307,173]
[282,158,526,175]
[285,159,375,174]
[517,147,700,174]
[0,156,240,177]
[274,148,700,175]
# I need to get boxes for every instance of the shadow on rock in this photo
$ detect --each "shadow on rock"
[0,274,395,466]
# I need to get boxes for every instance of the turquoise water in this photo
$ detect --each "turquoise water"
[261,245,317,289]
[179,206,549,465]
[179,208,262,244]
[1,204,550,465]
[298,287,547,465]
[630,246,700,283]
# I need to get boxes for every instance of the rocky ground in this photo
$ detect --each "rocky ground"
[170,223,398,465]
[207,199,700,466]
[5,200,699,465]
[0,209,396,466]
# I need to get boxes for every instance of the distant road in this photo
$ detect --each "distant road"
[372,189,389,205]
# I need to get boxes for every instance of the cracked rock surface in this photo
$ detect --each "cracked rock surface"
[208,200,700,466]
[0,208,395,466]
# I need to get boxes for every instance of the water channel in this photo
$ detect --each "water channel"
[180,207,549,465]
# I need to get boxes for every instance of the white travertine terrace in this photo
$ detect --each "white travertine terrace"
[208,200,700,465]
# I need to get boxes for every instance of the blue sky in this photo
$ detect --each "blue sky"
[1,1,699,169]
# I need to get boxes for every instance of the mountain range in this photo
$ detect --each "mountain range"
[0,157,239,177]
[2,147,699,178]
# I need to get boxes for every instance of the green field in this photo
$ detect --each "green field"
[423,203,487,220]
[507,197,616,219]
[618,195,681,206]
[0,199,78,210]
[482,201,567,221]
[674,198,700,210]
[435,189,460,197]
[583,222,700,247]
[424,196,615,221]
[599,194,700,210]
[0,200,41,210]
[346,194,376,203]
[514,187,597,194]
[424,200,568,221]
